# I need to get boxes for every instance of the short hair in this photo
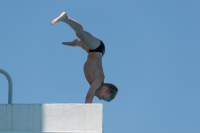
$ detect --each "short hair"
[104,83,118,102]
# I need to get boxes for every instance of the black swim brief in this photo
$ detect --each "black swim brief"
[89,40,105,56]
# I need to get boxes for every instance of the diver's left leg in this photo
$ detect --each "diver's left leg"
[51,12,100,50]
[62,39,89,53]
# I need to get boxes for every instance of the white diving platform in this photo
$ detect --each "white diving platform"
[0,104,103,133]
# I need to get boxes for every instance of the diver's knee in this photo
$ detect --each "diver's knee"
[76,31,85,38]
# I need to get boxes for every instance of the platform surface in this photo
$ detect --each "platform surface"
[0,104,103,133]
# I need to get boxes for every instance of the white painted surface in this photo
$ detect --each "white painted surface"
[0,104,103,133]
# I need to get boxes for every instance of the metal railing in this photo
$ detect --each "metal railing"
[0,69,13,104]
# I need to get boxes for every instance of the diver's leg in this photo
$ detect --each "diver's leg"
[62,39,89,53]
[51,12,100,50]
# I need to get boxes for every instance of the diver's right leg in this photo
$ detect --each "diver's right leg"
[51,12,83,33]
[51,12,100,50]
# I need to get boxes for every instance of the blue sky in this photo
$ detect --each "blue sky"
[0,0,200,133]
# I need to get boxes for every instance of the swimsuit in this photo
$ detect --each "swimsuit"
[89,40,105,56]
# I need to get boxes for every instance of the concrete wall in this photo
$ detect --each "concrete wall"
[0,104,103,133]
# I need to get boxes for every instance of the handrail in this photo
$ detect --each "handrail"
[0,69,13,104]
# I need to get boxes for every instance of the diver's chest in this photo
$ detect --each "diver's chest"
[84,60,97,74]
[84,61,95,83]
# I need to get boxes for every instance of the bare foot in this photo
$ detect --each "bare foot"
[51,12,68,25]
[62,39,81,47]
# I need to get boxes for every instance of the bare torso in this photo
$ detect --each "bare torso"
[84,52,104,85]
